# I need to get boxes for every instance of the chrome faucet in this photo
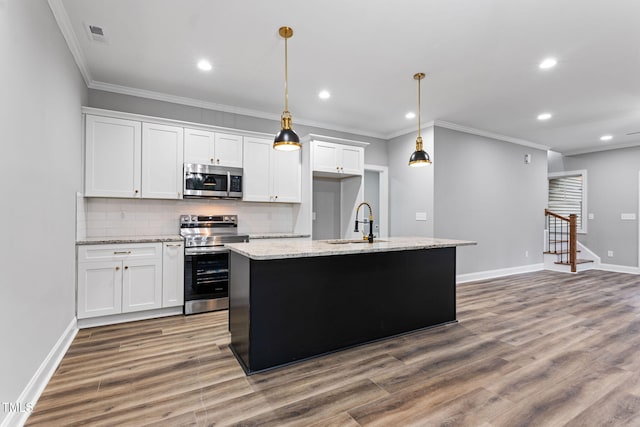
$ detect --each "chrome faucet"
[354,202,374,243]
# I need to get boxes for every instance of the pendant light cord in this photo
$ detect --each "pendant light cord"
[284,36,289,112]
[417,76,421,139]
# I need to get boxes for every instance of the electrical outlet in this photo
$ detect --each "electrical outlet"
[525,250,529,258]
[608,250,614,257]
[588,213,594,220]
[415,212,427,221]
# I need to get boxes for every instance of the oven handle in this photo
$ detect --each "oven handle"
[185,247,230,255]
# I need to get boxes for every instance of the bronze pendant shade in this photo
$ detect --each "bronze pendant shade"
[274,26,301,151]
[409,72,432,167]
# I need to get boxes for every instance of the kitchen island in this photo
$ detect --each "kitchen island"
[225,237,476,374]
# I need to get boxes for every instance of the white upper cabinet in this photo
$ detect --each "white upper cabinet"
[85,115,142,198]
[243,137,301,203]
[142,123,184,199]
[184,128,243,168]
[214,133,243,168]
[312,141,364,177]
[272,146,302,203]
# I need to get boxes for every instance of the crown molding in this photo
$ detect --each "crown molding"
[433,120,549,151]
[47,0,92,85]
[562,140,640,156]
[88,81,387,140]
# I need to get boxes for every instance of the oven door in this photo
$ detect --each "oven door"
[184,248,230,314]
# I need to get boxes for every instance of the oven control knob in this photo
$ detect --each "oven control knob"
[191,215,197,222]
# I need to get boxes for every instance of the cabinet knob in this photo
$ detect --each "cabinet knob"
[125,266,129,270]
[115,266,120,271]
[275,195,278,199]
[336,166,339,171]
[216,158,220,164]
[210,158,214,163]
[134,189,139,194]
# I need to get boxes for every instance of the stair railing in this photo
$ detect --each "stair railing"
[544,209,577,273]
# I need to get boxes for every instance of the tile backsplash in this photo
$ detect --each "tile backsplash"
[78,197,295,238]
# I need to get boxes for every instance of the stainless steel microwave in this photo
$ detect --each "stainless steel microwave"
[183,163,243,199]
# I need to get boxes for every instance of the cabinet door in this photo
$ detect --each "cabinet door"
[85,115,141,198]
[313,141,339,173]
[122,259,163,313]
[142,123,184,199]
[214,133,243,168]
[162,242,184,307]
[340,146,364,176]
[77,261,123,319]
[184,128,215,165]
[272,148,301,203]
[242,137,272,202]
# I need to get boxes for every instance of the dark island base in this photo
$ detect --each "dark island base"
[229,247,456,374]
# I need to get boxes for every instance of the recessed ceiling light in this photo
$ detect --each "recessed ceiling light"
[318,90,331,100]
[539,58,557,69]
[537,113,552,121]
[405,112,416,119]
[197,60,212,71]
[600,135,613,141]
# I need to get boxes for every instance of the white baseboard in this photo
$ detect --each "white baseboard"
[597,263,640,274]
[456,263,544,284]
[77,306,183,329]
[1,318,78,427]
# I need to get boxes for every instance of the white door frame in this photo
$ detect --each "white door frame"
[364,164,389,238]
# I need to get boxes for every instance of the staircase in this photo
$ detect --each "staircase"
[544,209,595,273]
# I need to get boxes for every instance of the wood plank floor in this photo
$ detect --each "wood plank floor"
[26,269,640,426]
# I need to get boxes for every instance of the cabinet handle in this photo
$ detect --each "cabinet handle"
[166,243,182,247]
[113,251,132,255]
[115,266,120,271]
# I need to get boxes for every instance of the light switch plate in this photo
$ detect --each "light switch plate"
[415,212,427,221]
[588,213,594,220]
[621,213,636,220]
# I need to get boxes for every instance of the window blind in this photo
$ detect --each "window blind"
[548,176,583,230]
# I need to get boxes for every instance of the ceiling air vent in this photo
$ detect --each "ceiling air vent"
[85,23,108,43]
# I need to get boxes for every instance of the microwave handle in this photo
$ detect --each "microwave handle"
[227,171,231,196]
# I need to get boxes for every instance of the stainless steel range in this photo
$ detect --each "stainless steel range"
[180,214,249,315]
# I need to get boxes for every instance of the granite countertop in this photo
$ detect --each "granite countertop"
[225,236,476,260]
[249,233,311,240]
[76,235,184,245]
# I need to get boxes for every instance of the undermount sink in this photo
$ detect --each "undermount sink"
[324,239,385,244]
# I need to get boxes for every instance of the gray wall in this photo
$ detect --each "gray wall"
[433,127,547,275]
[562,147,640,267]
[0,0,87,419]
[87,90,389,166]
[387,127,435,237]
[312,178,341,239]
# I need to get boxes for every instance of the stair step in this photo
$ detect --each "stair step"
[544,250,581,255]
[554,259,594,266]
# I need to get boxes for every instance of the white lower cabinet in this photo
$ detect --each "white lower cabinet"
[162,242,184,307]
[77,242,180,319]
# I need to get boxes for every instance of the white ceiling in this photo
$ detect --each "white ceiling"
[54,0,640,154]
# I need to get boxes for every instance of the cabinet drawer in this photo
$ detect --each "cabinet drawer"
[78,243,162,263]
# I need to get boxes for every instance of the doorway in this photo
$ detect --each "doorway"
[364,165,389,238]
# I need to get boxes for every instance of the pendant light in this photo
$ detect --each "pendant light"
[273,26,301,151]
[408,72,432,167]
